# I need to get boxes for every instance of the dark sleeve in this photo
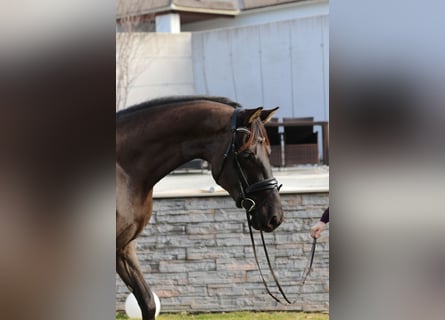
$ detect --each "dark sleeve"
[320,207,329,223]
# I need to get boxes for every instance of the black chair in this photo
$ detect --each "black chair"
[283,117,319,165]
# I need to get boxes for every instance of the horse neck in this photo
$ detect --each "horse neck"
[117,102,233,190]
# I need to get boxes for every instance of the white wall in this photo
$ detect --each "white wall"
[191,14,329,121]
[116,33,195,109]
[117,3,329,123]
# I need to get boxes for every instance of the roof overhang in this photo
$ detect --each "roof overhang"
[116,0,240,19]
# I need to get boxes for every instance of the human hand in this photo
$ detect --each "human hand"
[310,221,326,239]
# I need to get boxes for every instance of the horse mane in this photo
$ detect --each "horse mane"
[116,95,269,151]
[116,95,242,121]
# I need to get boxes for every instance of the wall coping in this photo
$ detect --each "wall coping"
[153,166,329,198]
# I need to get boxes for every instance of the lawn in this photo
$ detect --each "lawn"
[117,311,329,320]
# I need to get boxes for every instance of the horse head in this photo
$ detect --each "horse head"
[213,107,283,232]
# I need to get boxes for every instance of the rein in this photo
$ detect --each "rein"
[215,108,318,305]
[247,219,318,305]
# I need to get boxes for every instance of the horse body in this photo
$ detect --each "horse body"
[116,96,283,320]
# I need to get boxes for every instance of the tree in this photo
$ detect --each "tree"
[116,0,155,110]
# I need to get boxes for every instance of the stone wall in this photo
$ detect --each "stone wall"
[116,192,329,313]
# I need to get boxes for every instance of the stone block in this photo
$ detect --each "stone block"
[188,270,247,285]
[159,260,216,273]
[186,221,243,235]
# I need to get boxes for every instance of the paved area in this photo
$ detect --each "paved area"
[153,165,329,198]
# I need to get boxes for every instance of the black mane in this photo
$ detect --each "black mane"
[116,95,242,120]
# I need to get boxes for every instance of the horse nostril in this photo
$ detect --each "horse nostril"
[269,215,279,227]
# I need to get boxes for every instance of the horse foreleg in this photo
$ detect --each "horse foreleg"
[117,240,156,320]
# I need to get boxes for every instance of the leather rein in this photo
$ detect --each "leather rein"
[215,108,317,305]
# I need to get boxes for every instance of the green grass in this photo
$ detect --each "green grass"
[117,311,328,320]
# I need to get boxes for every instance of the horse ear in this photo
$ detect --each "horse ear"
[242,107,264,125]
[260,107,279,124]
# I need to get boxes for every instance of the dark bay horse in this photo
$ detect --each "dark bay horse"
[116,96,283,320]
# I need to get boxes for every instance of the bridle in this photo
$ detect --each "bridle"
[215,108,318,305]
[214,108,282,212]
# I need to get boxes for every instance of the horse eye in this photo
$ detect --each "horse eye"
[240,151,254,160]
